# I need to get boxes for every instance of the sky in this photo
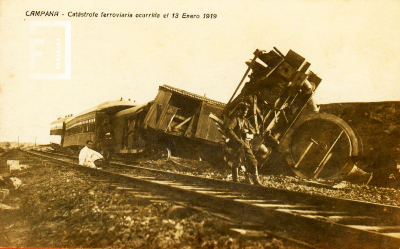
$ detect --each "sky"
[1,0,400,144]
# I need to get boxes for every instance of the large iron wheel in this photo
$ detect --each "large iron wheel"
[279,112,360,180]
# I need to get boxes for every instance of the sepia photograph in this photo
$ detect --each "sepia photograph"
[1,0,400,248]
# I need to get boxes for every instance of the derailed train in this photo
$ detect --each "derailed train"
[50,85,226,161]
[51,47,364,180]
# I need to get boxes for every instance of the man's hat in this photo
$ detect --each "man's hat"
[237,102,250,111]
[228,101,250,117]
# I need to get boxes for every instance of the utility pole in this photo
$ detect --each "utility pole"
[35,136,37,147]
[18,136,19,147]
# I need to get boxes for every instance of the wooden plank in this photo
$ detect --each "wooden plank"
[173,116,192,131]
[195,102,209,139]
[185,105,202,138]
[156,105,179,131]
[285,49,305,69]
[143,90,172,129]
[174,114,187,121]
[196,103,225,142]
[155,104,163,123]
[307,71,322,87]
[258,50,282,68]
[206,119,218,141]
[299,61,311,73]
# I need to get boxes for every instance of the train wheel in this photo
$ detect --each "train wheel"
[280,112,359,180]
[152,147,171,160]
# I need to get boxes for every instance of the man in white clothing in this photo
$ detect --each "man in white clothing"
[79,140,104,169]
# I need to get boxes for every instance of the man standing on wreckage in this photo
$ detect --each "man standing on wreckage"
[224,102,262,185]
[221,51,280,185]
[222,100,278,185]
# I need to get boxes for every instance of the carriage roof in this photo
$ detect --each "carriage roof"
[114,101,153,118]
[50,116,73,125]
[160,85,226,107]
[65,100,137,124]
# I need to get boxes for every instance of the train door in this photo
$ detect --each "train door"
[60,122,66,147]
[95,111,107,142]
[156,105,179,131]
[195,102,224,142]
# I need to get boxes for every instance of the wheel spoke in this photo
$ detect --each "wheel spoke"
[294,141,314,169]
[313,153,332,178]
[313,131,344,178]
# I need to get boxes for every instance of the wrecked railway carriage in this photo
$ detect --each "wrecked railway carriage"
[50,47,377,180]
[113,85,226,160]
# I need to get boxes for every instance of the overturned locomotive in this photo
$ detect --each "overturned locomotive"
[218,47,361,180]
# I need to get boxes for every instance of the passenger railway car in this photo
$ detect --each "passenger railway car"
[50,115,72,145]
[50,100,136,150]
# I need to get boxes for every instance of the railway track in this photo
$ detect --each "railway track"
[10,149,400,248]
